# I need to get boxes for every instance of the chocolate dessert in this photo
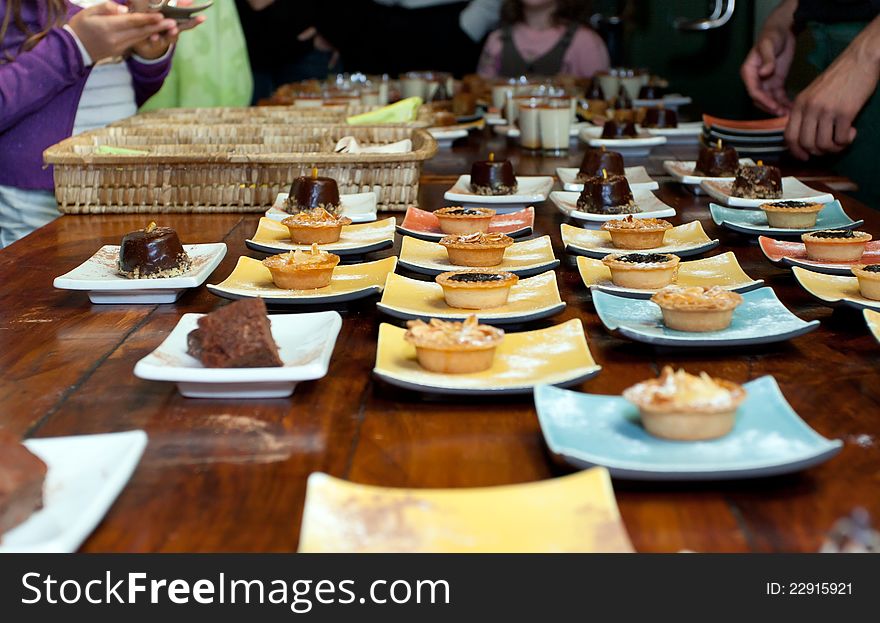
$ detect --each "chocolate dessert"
[187,299,283,368]
[470,153,517,195]
[638,84,665,100]
[613,85,633,110]
[810,229,855,239]
[577,147,625,181]
[695,142,739,177]
[586,81,605,101]
[601,119,638,139]
[731,162,782,199]
[447,272,507,283]
[641,107,678,129]
[577,174,638,214]
[0,432,47,537]
[615,252,674,264]
[117,222,191,279]
[286,169,341,215]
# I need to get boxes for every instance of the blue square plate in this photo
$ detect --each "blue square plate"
[709,201,863,236]
[535,378,842,480]
[592,287,819,347]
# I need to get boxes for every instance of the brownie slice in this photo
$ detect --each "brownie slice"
[0,432,47,537]
[186,299,283,368]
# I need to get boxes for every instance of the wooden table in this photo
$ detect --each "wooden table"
[2,130,878,553]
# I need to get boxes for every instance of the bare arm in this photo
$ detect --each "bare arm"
[740,0,798,115]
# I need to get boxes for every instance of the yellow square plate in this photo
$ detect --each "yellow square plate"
[793,266,880,311]
[207,256,397,306]
[376,271,565,325]
[398,235,559,277]
[246,216,395,257]
[373,318,600,395]
[577,251,763,299]
[298,468,633,553]
[865,309,880,343]
[561,221,718,259]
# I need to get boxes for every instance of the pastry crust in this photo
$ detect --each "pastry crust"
[434,207,496,235]
[282,208,351,244]
[759,201,823,229]
[602,216,672,250]
[440,232,514,267]
[801,230,871,262]
[651,285,743,332]
[435,270,518,309]
[262,243,341,290]
[404,315,504,373]
[623,366,746,440]
[601,252,680,289]
[852,264,880,300]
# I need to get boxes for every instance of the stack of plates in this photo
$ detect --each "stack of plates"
[702,114,787,156]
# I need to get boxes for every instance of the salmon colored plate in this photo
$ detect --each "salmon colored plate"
[398,235,559,277]
[702,114,788,133]
[793,266,880,311]
[376,271,565,325]
[759,236,880,276]
[207,256,397,305]
[297,468,632,553]
[373,318,601,395]
[397,206,534,241]
[865,309,880,343]
[561,221,718,259]
[246,217,395,257]
[577,251,763,299]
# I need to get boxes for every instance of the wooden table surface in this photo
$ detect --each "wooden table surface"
[2,129,878,553]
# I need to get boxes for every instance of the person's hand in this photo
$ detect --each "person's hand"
[298,26,340,68]
[740,24,796,116]
[785,34,880,159]
[127,1,205,60]
[68,1,177,63]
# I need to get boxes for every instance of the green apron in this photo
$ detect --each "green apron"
[140,2,253,110]
[808,21,880,207]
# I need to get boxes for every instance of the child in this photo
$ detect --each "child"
[477,0,609,79]
[0,1,202,247]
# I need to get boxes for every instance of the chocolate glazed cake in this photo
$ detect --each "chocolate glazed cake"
[117,222,191,279]
[286,169,342,215]
[641,107,677,129]
[0,432,47,537]
[731,162,782,199]
[577,174,638,214]
[601,119,637,139]
[577,147,625,181]
[695,142,739,177]
[470,154,517,195]
[187,299,283,368]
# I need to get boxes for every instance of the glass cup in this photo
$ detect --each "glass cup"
[518,98,545,151]
[400,75,427,100]
[539,98,572,154]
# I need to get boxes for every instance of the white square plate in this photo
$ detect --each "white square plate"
[579,126,667,157]
[428,128,469,146]
[444,175,554,210]
[644,121,703,144]
[492,122,588,139]
[0,431,148,552]
[556,166,658,192]
[267,192,377,223]
[663,158,756,186]
[133,311,342,398]
[549,189,675,227]
[53,243,227,304]
[700,177,834,208]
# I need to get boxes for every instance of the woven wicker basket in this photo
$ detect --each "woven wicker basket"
[114,105,433,127]
[44,124,437,214]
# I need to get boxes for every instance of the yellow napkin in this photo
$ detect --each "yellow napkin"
[346,97,423,125]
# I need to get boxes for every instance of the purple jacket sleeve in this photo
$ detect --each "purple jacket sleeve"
[126,51,174,108]
[0,27,89,134]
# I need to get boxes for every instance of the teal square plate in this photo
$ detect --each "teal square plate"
[592,288,819,347]
[709,201,862,236]
[535,378,842,480]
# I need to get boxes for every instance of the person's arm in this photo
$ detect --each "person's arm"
[460,0,502,42]
[785,14,880,159]
[740,0,798,115]
[476,30,502,78]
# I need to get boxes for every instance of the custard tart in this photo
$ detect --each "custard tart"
[601,216,673,250]
[261,243,340,290]
[281,208,351,244]
[434,207,496,235]
[651,285,743,332]
[439,232,514,267]
[435,270,518,309]
[852,264,880,300]
[404,315,505,373]
[801,230,871,262]
[601,252,680,289]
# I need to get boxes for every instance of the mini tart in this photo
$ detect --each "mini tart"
[434,207,496,235]
[601,252,680,290]
[601,216,673,250]
[759,201,824,229]
[281,208,352,244]
[404,315,505,374]
[650,285,743,332]
[439,232,514,267]
[623,366,747,441]
[435,270,518,309]
[852,264,880,300]
[800,230,871,262]
[261,243,341,290]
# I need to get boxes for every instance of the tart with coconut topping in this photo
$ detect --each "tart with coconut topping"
[651,285,743,332]
[404,315,505,373]
[262,243,340,290]
[281,208,352,244]
[439,232,514,267]
[601,215,673,249]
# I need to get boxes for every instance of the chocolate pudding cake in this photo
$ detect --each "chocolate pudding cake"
[470,153,517,195]
[117,222,191,279]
